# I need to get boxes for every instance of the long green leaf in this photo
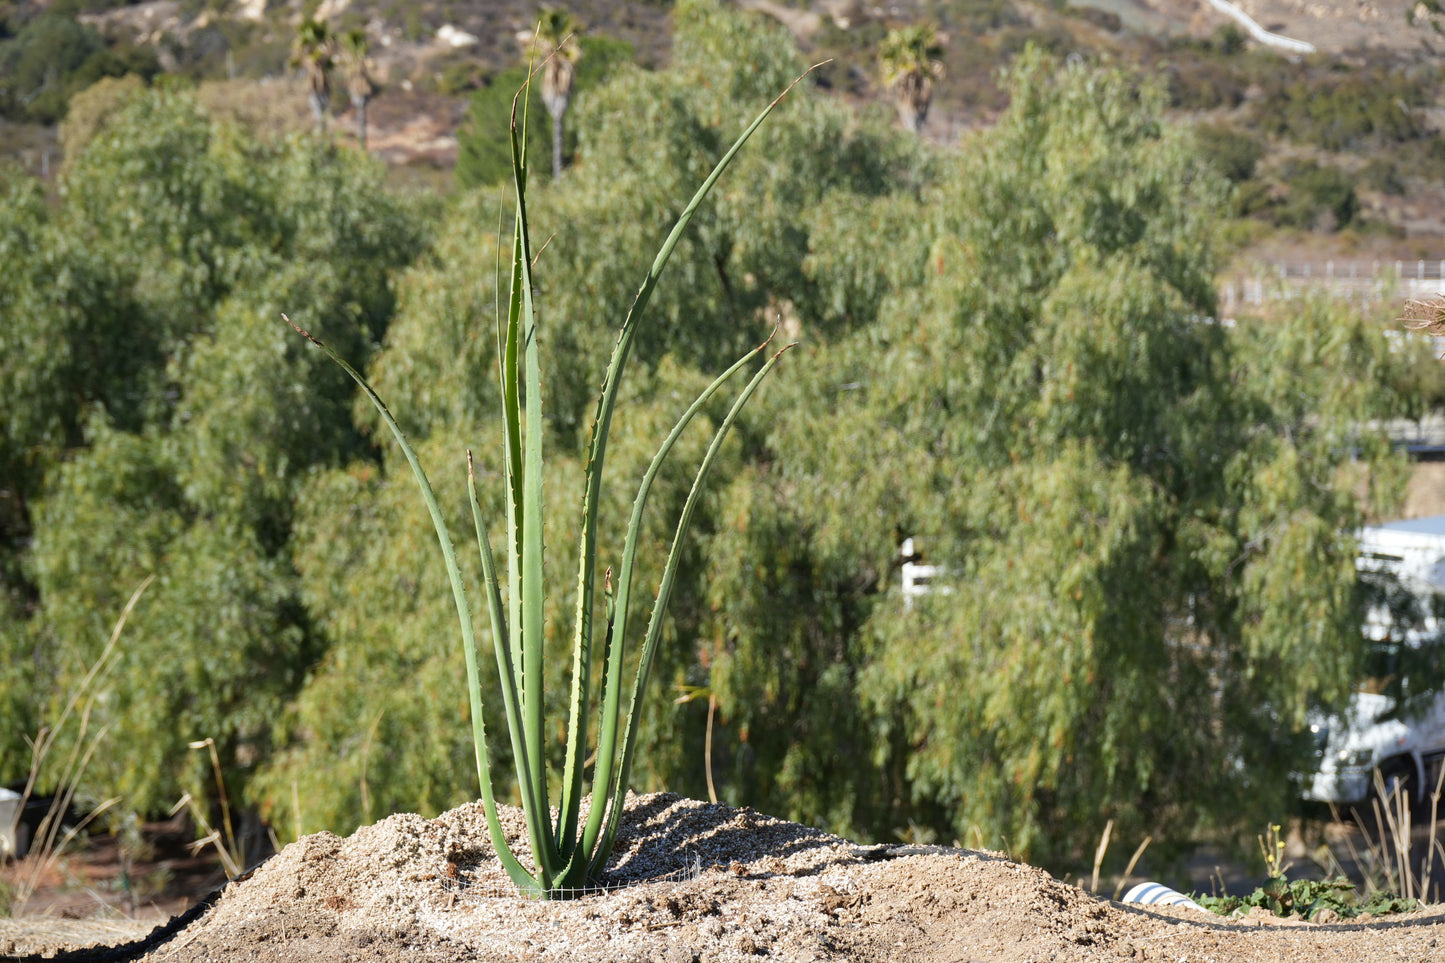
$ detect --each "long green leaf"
[508,87,558,887]
[281,315,536,894]
[503,225,526,700]
[573,333,777,877]
[559,68,817,873]
[590,343,794,878]
[467,453,531,847]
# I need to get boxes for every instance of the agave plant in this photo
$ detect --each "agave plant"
[286,73,806,898]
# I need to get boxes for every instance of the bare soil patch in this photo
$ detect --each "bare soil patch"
[5,793,1445,962]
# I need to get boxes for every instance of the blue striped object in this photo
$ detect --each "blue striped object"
[1121,882,1209,913]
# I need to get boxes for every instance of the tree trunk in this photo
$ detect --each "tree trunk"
[357,96,368,152]
[552,110,565,180]
[309,90,328,136]
[895,72,931,134]
[897,99,921,134]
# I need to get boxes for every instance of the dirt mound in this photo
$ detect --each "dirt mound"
[9,793,1445,962]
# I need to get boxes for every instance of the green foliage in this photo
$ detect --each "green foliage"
[266,0,924,840]
[1194,122,1263,184]
[456,67,552,189]
[695,48,1418,864]
[876,22,944,131]
[1194,876,1417,920]
[1278,161,1360,231]
[27,422,311,815]
[0,13,158,122]
[671,0,799,105]
[876,24,945,88]
[0,171,145,510]
[0,85,426,816]
[58,74,147,164]
[1255,68,1425,151]
[0,15,104,120]
[256,440,511,833]
[519,35,924,433]
[0,0,1432,889]
[455,34,634,189]
[1211,23,1247,53]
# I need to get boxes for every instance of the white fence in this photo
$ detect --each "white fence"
[900,537,950,608]
[1221,260,1445,315]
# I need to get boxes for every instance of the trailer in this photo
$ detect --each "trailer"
[1306,515,1445,810]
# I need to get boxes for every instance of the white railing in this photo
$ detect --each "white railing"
[1220,260,1445,314]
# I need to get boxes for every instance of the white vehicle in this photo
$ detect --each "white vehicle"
[1306,514,1445,810]
[1,787,31,860]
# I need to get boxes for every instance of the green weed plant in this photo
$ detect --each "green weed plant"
[1192,822,1417,921]
[287,72,803,898]
[1194,876,1416,921]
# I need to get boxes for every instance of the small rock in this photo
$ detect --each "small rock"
[816,883,844,913]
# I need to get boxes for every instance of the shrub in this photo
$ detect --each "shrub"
[1279,161,1359,231]
[58,74,146,165]
[1362,158,1407,196]
[1194,122,1264,184]
[1255,70,1425,151]
[0,14,159,123]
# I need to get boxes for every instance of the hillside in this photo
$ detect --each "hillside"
[11,0,1445,264]
[2,0,1443,244]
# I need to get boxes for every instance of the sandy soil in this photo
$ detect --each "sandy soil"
[5,793,1445,962]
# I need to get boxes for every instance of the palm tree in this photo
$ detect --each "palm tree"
[527,8,583,179]
[338,29,375,152]
[877,24,944,134]
[291,17,333,136]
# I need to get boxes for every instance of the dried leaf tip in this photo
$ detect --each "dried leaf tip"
[769,61,831,109]
[281,313,322,347]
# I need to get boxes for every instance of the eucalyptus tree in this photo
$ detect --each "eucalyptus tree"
[0,87,425,817]
[528,7,583,179]
[698,47,1431,865]
[877,24,944,134]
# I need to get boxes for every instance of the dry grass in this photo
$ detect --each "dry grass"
[195,77,314,141]
[0,917,155,957]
